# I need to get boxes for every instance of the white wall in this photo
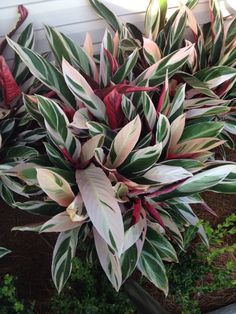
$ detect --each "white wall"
[0,0,232,63]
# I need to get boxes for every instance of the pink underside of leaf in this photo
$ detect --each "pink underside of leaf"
[216,79,232,98]
[60,147,78,168]
[43,91,57,98]
[103,88,124,129]
[156,83,166,114]
[132,199,142,225]
[104,48,118,74]
[63,107,76,122]
[166,152,199,159]
[0,56,21,107]
[143,200,165,228]
[147,180,184,198]
[94,84,159,99]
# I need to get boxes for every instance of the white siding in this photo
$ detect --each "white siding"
[0,0,232,62]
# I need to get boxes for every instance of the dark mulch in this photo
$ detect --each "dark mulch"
[0,204,55,312]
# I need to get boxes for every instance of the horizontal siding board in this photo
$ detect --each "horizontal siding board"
[2,12,145,60]
[0,0,210,36]
[0,0,230,62]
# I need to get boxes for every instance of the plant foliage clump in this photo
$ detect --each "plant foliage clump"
[1,0,236,297]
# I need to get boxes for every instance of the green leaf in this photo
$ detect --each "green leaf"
[180,122,224,142]
[112,49,138,83]
[12,23,35,84]
[45,26,97,80]
[2,145,39,162]
[138,236,168,295]
[180,72,218,98]
[62,59,106,122]
[168,84,185,122]
[89,0,122,32]
[100,29,113,87]
[44,25,71,64]
[23,94,45,127]
[135,45,193,86]
[146,226,178,262]
[119,143,162,177]
[7,37,76,108]
[15,200,63,216]
[0,247,11,259]
[171,202,208,246]
[163,7,187,54]
[121,95,137,121]
[44,143,72,170]
[195,66,236,89]
[155,113,170,148]
[209,0,224,64]
[37,95,81,161]
[52,229,79,293]
[145,0,167,40]
[94,228,122,291]
[154,164,236,201]
[142,92,157,130]
[226,17,236,47]
[0,182,14,206]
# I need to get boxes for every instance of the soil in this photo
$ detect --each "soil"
[0,148,235,313]
[0,205,56,312]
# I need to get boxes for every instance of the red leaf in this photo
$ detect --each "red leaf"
[63,107,76,122]
[103,88,124,129]
[104,48,118,74]
[166,152,199,159]
[94,84,159,99]
[132,199,142,225]
[143,200,165,228]
[117,84,159,94]
[0,56,21,107]
[147,180,186,199]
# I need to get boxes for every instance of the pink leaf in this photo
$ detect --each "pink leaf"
[36,169,75,207]
[132,199,142,225]
[104,48,119,74]
[143,200,165,228]
[76,164,124,255]
[0,56,21,107]
[103,88,124,129]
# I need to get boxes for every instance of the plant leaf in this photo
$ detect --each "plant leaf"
[36,169,75,207]
[62,59,106,121]
[107,115,141,168]
[76,165,124,255]
[52,229,79,293]
[93,227,122,291]
[7,37,75,108]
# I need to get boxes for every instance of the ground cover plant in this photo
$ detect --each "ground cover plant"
[1,0,236,304]
[0,274,34,314]
[166,214,236,313]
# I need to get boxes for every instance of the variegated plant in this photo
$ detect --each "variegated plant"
[5,15,236,296]
[90,0,236,156]
[0,6,48,205]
